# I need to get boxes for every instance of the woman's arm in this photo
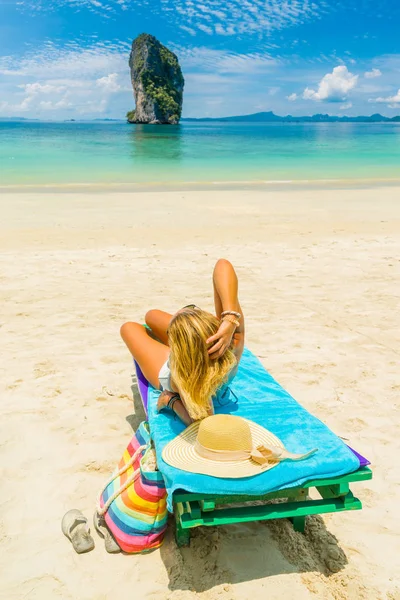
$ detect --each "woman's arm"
[207,259,245,360]
[168,398,193,426]
[157,391,213,426]
[158,391,193,426]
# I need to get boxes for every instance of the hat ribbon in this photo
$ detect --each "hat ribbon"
[194,439,252,462]
[251,444,318,465]
[194,440,318,465]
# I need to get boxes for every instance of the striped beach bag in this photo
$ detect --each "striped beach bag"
[97,422,168,553]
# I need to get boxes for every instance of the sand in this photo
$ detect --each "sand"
[0,186,399,600]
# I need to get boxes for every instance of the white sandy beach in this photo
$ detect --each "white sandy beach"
[0,186,399,600]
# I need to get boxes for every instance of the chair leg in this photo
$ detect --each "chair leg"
[175,515,191,547]
[290,515,306,533]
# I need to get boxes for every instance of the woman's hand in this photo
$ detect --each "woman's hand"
[157,390,176,413]
[206,319,236,359]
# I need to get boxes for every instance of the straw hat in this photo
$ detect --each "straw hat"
[162,414,285,479]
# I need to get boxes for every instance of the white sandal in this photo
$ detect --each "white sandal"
[61,509,95,554]
[93,512,121,554]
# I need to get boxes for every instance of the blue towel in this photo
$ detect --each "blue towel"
[147,348,359,511]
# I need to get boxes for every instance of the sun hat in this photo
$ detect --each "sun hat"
[162,414,317,479]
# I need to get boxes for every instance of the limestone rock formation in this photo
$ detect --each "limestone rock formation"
[127,33,184,125]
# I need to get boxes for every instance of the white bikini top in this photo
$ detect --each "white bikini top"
[158,359,173,392]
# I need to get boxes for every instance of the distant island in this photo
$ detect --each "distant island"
[182,111,400,123]
[0,117,125,122]
[0,117,40,122]
[1,112,399,124]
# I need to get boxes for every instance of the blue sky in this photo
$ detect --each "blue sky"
[0,0,399,119]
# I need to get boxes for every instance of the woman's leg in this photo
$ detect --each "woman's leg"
[120,322,169,389]
[145,309,173,346]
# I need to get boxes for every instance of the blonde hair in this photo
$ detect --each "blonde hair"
[168,308,236,421]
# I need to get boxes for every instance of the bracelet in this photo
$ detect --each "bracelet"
[167,393,180,412]
[222,316,240,328]
[221,310,241,319]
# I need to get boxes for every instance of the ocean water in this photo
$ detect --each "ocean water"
[1,120,400,186]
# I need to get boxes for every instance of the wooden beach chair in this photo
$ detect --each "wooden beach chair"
[134,354,372,547]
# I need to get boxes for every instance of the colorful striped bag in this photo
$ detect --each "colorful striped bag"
[97,422,168,553]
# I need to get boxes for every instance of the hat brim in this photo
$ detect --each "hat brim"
[162,418,284,479]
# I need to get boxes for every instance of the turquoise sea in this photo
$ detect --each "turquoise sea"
[1,121,400,187]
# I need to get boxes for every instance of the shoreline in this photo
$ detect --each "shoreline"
[1,176,400,194]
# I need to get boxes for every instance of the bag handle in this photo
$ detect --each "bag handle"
[97,444,147,516]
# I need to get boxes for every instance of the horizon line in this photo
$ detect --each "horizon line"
[1,110,400,122]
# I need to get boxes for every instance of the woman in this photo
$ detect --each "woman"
[120,259,245,426]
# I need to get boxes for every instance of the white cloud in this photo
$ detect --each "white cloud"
[0,41,133,118]
[179,25,197,36]
[174,46,278,74]
[96,73,121,92]
[197,23,213,35]
[39,99,72,110]
[0,96,35,113]
[370,89,400,105]
[20,0,329,36]
[20,82,66,94]
[287,92,297,101]
[173,0,328,36]
[302,65,358,102]
[18,0,119,17]
[364,68,382,79]
[215,23,230,35]
[340,101,352,110]
[0,40,130,79]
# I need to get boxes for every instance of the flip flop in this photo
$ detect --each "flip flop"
[61,509,95,554]
[93,512,121,554]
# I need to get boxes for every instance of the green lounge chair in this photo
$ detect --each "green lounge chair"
[134,350,372,546]
[172,465,372,546]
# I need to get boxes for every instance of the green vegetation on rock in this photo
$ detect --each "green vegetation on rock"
[126,110,136,122]
[128,33,184,124]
